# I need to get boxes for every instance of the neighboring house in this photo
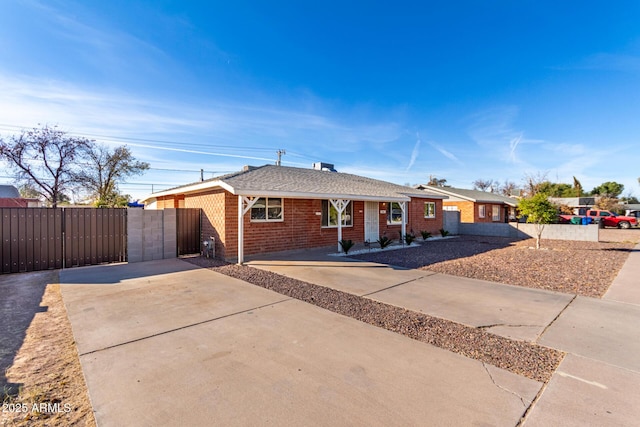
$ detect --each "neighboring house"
[622,203,640,217]
[0,185,41,207]
[414,185,517,223]
[144,164,446,262]
[548,197,597,214]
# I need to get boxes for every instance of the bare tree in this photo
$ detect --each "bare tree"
[500,180,517,196]
[428,175,448,187]
[522,171,548,197]
[472,179,494,192]
[0,125,91,207]
[75,144,150,207]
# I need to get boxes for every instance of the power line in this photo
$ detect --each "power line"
[0,123,275,152]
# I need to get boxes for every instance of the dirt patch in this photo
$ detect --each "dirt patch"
[1,273,95,427]
[599,228,640,243]
[353,236,634,297]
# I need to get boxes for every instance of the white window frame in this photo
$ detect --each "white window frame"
[492,205,500,221]
[424,202,436,218]
[321,200,352,228]
[478,204,486,219]
[387,202,403,225]
[250,197,284,222]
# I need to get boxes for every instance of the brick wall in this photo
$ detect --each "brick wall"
[445,201,507,223]
[378,199,443,239]
[159,191,445,260]
[185,189,228,258]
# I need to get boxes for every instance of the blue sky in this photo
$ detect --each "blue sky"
[1,0,639,200]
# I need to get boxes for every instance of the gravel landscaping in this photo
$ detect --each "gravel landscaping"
[352,235,635,298]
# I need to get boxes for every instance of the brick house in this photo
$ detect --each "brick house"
[414,185,517,224]
[144,164,446,262]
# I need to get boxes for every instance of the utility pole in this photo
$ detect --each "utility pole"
[200,169,204,181]
[276,149,286,166]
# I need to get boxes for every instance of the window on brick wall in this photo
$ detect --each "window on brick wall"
[321,200,352,227]
[424,202,436,218]
[492,205,500,221]
[250,197,283,221]
[387,202,403,224]
[478,204,486,218]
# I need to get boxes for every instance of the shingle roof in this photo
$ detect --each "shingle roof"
[416,185,518,206]
[147,165,445,202]
[0,185,20,198]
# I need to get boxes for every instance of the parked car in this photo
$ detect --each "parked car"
[559,209,638,229]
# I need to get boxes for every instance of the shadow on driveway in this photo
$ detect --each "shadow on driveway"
[351,235,522,269]
[59,259,202,285]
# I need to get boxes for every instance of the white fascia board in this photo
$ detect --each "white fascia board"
[234,189,410,202]
[141,180,232,202]
[401,192,448,200]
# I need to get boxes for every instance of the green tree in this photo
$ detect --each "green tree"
[591,181,624,198]
[75,145,149,207]
[17,183,42,199]
[0,125,91,207]
[518,193,558,249]
[538,181,573,197]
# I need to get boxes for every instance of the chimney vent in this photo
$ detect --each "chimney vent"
[312,162,337,172]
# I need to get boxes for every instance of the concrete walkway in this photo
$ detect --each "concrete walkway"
[60,259,541,427]
[246,243,640,426]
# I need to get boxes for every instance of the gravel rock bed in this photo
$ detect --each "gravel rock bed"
[184,257,563,382]
[352,236,634,298]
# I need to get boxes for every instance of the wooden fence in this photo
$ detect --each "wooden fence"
[1,208,127,274]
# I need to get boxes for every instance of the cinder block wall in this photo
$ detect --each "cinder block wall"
[457,222,599,242]
[443,211,460,235]
[127,209,179,263]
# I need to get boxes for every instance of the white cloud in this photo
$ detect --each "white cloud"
[406,134,421,171]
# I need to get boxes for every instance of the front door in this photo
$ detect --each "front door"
[364,201,379,243]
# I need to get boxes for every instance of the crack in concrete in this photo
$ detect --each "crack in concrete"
[482,362,530,408]
[477,323,542,330]
[535,294,578,344]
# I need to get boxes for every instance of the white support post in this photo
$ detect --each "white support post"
[330,199,350,252]
[237,196,244,264]
[400,201,407,244]
[237,196,259,264]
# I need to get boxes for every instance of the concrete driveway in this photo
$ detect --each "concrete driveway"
[60,259,541,427]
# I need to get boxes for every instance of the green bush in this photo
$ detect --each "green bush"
[439,228,450,237]
[420,230,432,240]
[377,236,394,249]
[338,239,355,254]
[404,233,416,245]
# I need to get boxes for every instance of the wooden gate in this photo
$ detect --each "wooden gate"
[176,208,201,255]
[1,207,127,274]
